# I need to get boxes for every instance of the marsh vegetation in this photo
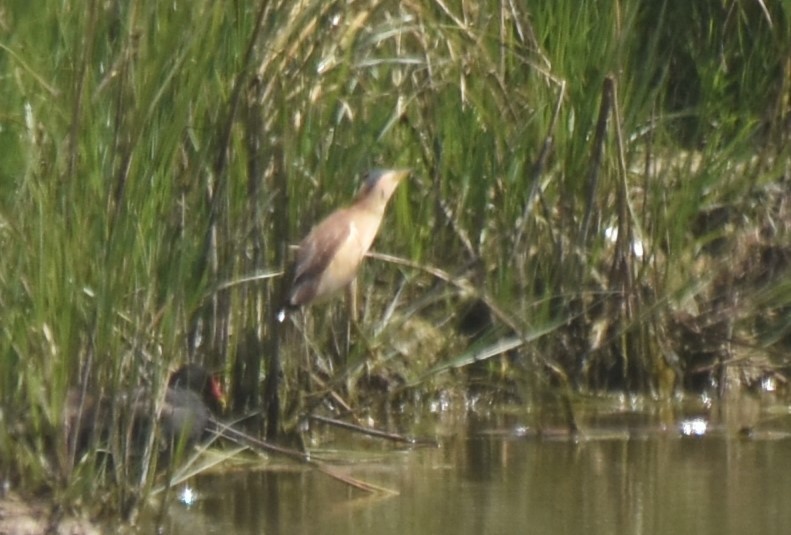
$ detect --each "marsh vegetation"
[1,0,790,527]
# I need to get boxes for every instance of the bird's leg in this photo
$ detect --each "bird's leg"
[292,309,315,395]
[342,278,360,365]
[347,277,359,323]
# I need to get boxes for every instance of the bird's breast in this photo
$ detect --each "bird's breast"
[314,214,382,296]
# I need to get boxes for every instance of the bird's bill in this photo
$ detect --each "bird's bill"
[377,168,410,193]
[210,376,227,411]
[388,169,410,182]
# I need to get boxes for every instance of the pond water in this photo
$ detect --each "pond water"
[138,402,791,535]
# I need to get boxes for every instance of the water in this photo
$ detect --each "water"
[140,406,791,535]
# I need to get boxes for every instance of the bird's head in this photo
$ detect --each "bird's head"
[168,364,226,414]
[355,168,410,204]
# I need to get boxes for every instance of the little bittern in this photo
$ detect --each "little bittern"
[278,168,409,320]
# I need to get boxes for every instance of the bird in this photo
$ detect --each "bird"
[64,364,226,461]
[166,363,226,418]
[158,364,226,445]
[278,168,409,321]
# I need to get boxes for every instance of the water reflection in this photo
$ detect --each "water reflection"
[140,409,791,535]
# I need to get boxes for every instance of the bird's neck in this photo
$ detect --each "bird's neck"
[353,193,388,216]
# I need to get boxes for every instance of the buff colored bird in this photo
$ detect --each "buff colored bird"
[278,168,409,321]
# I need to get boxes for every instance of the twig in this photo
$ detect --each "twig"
[309,414,438,447]
[213,270,283,292]
[208,418,396,495]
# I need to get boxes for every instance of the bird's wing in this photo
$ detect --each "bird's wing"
[292,209,352,289]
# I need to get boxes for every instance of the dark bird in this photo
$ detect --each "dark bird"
[278,168,409,321]
[158,363,225,445]
[64,364,225,461]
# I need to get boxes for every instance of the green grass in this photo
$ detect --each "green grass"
[1,0,790,521]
